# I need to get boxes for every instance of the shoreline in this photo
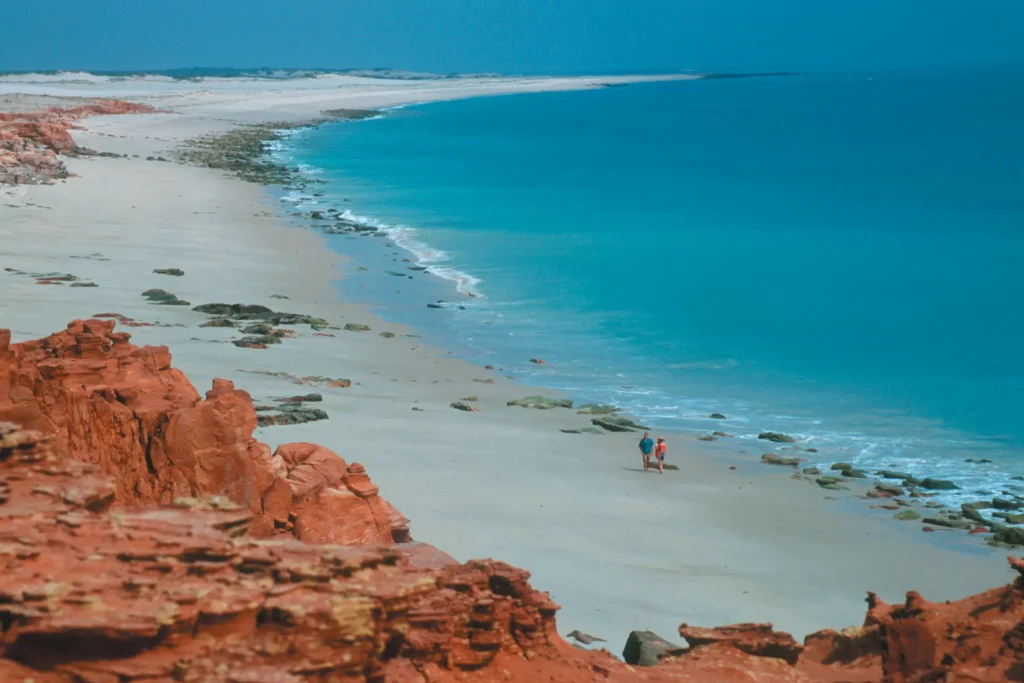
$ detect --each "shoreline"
[0,74,1015,646]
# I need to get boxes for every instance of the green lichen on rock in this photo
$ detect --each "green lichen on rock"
[894,509,921,521]
[344,323,371,332]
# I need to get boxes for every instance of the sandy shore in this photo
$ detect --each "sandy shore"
[0,73,1012,648]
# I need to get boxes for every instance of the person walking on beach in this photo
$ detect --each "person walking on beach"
[653,437,667,475]
[639,432,654,473]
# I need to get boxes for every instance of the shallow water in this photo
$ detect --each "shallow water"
[274,67,1024,503]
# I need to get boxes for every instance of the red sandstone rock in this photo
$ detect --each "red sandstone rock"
[0,320,403,546]
[4,324,1024,681]
[0,99,157,184]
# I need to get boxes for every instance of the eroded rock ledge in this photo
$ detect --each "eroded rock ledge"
[1,322,1024,682]
[0,100,156,184]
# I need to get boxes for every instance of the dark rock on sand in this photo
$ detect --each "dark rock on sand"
[153,268,184,276]
[560,427,605,435]
[232,335,282,349]
[877,469,912,480]
[257,404,329,427]
[697,435,716,441]
[758,432,796,444]
[344,323,371,332]
[193,303,327,327]
[710,413,727,419]
[379,331,395,338]
[622,630,680,667]
[141,289,190,306]
[450,401,478,412]
[69,282,99,287]
[920,478,960,491]
[923,516,975,531]
[816,476,846,490]
[275,394,323,404]
[507,396,573,409]
[894,509,922,521]
[199,318,235,328]
[803,467,822,475]
[840,468,868,479]
[761,453,801,466]
[961,505,989,525]
[567,630,606,646]
[875,483,906,497]
[591,416,650,432]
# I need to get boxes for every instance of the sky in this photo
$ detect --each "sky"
[2,0,1022,74]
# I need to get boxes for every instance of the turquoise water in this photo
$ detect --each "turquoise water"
[277,69,1024,498]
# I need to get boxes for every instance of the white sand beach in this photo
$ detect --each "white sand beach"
[0,73,1011,649]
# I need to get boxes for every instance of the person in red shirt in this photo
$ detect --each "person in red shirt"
[653,437,667,475]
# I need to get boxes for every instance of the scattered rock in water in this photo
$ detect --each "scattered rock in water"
[142,289,190,306]
[961,505,989,525]
[805,447,818,453]
[591,415,650,433]
[450,401,478,412]
[877,470,912,480]
[830,462,854,471]
[576,404,619,415]
[840,468,868,479]
[920,478,959,491]
[709,413,727,420]
[712,431,733,438]
[153,268,184,276]
[507,396,573,410]
[894,509,922,521]
[803,467,822,475]
[697,435,716,441]
[762,453,802,467]
[529,358,545,364]
[567,630,606,645]
[426,303,444,309]
[233,335,282,349]
[379,331,395,338]
[622,630,680,667]
[758,431,795,444]
[344,323,371,332]
[199,318,235,328]
[993,498,1024,511]
[994,512,1024,525]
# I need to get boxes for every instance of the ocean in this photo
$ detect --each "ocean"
[273,67,1024,502]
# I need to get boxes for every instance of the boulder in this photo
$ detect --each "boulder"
[622,630,680,666]
[803,467,822,475]
[762,453,802,466]
[591,415,650,432]
[877,469,912,480]
[894,509,922,521]
[758,432,796,443]
[507,396,573,409]
[875,483,905,497]
[992,497,1023,511]
[153,268,184,276]
[141,288,190,306]
[450,401,478,412]
[830,462,854,471]
[920,478,959,491]
[344,323,371,332]
[710,413,727,419]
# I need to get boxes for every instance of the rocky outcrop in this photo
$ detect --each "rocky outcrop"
[0,100,157,184]
[0,319,401,545]
[3,322,1024,682]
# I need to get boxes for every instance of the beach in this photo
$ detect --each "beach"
[0,72,1014,649]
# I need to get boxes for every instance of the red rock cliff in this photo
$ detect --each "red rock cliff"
[0,99,156,184]
[0,319,405,545]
